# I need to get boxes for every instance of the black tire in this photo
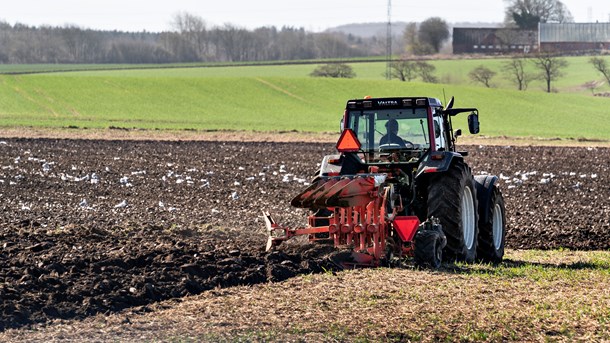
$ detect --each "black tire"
[427,161,479,263]
[414,226,446,269]
[477,186,506,264]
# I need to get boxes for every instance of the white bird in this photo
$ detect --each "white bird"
[79,199,88,207]
[114,200,127,208]
[231,191,239,200]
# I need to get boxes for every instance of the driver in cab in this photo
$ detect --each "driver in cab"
[380,119,407,148]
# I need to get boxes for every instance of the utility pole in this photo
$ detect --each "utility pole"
[386,0,392,80]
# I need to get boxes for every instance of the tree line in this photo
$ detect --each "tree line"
[466,55,610,94]
[0,13,389,64]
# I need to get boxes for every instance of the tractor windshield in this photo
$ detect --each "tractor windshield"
[347,108,430,153]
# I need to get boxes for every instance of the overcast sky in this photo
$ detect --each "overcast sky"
[2,0,609,32]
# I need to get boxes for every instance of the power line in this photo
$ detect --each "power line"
[386,0,392,80]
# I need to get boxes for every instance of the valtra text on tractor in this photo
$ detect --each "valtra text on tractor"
[263,96,506,268]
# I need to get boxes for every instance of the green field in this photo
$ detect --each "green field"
[1,56,609,140]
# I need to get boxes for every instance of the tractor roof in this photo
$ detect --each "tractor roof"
[346,97,443,111]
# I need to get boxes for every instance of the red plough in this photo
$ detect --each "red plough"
[264,174,422,267]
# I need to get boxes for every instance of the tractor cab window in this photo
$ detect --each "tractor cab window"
[347,108,430,154]
[432,106,447,151]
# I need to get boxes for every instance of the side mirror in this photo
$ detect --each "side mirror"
[468,112,479,134]
[454,129,462,137]
[340,118,345,132]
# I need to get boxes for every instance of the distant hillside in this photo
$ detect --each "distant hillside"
[326,22,408,38]
[327,21,502,38]
[452,22,503,28]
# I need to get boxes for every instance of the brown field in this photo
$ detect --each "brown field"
[0,131,609,342]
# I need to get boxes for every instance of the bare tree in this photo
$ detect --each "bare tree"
[469,65,497,88]
[315,33,353,59]
[502,56,533,90]
[504,0,573,29]
[590,57,610,85]
[61,25,88,62]
[171,12,209,60]
[532,53,568,93]
[415,61,437,83]
[390,59,418,81]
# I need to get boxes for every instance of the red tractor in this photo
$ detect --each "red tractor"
[264,96,506,268]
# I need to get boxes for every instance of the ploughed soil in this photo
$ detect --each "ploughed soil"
[0,138,609,331]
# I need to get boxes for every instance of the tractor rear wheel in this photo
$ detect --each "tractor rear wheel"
[427,161,478,262]
[414,224,446,268]
[477,186,506,264]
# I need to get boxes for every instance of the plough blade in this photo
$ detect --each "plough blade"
[328,250,377,269]
[290,178,327,208]
[291,177,341,209]
[312,178,353,207]
[292,175,383,209]
[263,210,296,251]
[325,176,376,207]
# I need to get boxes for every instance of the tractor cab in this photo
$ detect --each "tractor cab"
[339,96,479,164]
[338,97,448,166]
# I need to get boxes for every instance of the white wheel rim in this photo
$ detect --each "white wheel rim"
[492,203,504,249]
[461,186,476,250]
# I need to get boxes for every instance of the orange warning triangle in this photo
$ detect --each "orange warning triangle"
[336,129,361,152]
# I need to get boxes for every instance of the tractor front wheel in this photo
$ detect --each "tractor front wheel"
[414,223,446,268]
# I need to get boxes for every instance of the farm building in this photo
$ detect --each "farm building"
[452,28,538,54]
[539,23,610,52]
